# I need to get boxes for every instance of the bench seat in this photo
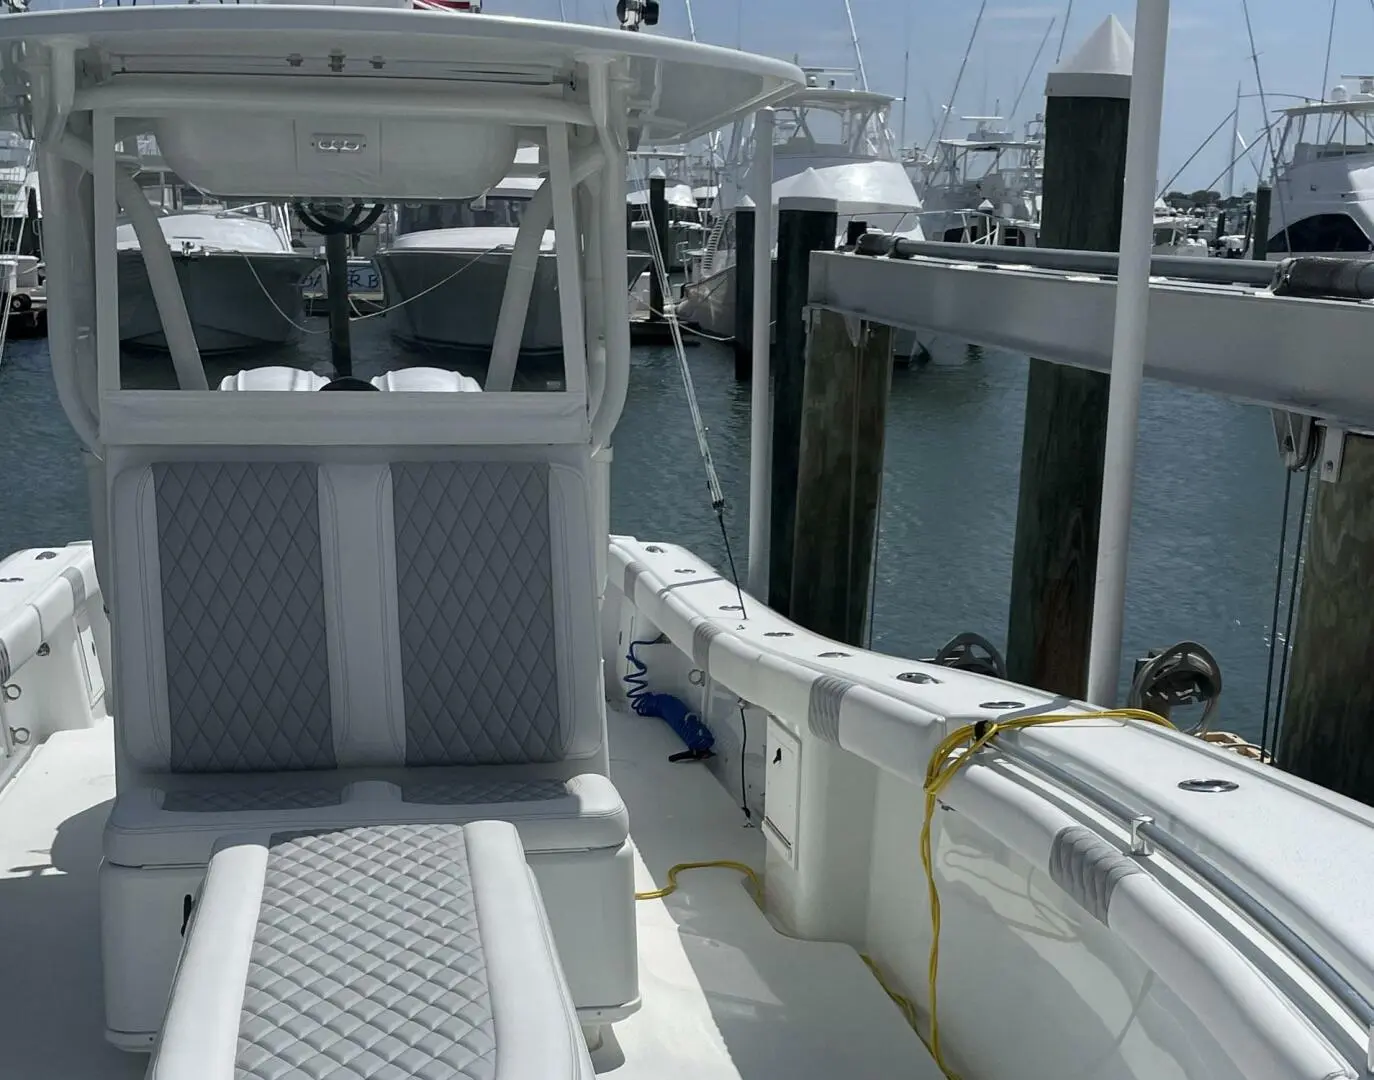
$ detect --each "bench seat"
[149,821,594,1080]
[105,770,628,867]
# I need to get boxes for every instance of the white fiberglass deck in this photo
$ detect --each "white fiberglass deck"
[0,708,931,1080]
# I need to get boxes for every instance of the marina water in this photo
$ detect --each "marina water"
[0,325,1296,741]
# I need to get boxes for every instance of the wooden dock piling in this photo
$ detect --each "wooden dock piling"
[1279,432,1374,801]
[1252,183,1273,261]
[769,195,838,619]
[648,172,668,323]
[733,203,755,380]
[1006,16,1132,698]
[788,310,893,644]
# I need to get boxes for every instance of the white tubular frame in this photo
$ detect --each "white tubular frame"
[547,122,587,400]
[588,59,630,452]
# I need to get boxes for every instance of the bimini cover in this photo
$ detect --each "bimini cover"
[153,116,518,199]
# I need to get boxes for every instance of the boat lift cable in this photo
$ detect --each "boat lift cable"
[1054,0,1074,63]
[629,160,747,618]
[920,0,988,181]
[1258,470,1294,759]
[1156,107,1238,198]
[238,240,506,336]
[1271,465,1314,761]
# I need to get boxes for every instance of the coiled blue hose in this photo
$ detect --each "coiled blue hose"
[624,640,715,760]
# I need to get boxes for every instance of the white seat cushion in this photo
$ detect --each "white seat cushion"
[105,770,628,868]
[148,820,594,1080]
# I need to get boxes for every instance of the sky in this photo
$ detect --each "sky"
[492,0,1374,192]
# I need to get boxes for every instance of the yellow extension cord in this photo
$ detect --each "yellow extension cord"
[635,708,1175,1080]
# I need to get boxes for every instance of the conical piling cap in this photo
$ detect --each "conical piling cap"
[1046,15,1133,99]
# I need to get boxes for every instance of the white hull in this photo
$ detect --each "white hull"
[117,250,318,353]
[375,247,652,352]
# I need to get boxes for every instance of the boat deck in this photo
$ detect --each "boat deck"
[0,707,931,1080]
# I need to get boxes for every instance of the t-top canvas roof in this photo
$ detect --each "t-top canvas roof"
[0,4,803,144]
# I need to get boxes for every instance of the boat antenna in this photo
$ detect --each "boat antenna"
[1225,81,1241,198]
[1054,0,1074,62]
[899,2,912,146]
[1009,15,1056,124]
[1240,0,1289,246]
[841,0,869,90]
[920,0,987,174]
[1320,0,1338,106]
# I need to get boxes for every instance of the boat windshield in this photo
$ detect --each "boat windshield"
[770,96,895,161]
[1277,101,1374,171]
[396,195,529,235]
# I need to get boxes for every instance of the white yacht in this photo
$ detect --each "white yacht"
[916,115,1044,247]
[1,5,1373,1080]
[375,147,651,354]
[117,202,321,352]
[627,150,708,273]
[678,72,925,341]
[1266,81,1374,257]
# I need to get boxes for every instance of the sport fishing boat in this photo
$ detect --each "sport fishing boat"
[0,3,1371,1080]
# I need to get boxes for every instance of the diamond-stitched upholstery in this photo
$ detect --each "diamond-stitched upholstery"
[162,788,342,813]
[392,463,561,766]
[154,462,334,774]
[402,778,570,805]
[238,825,495,1080]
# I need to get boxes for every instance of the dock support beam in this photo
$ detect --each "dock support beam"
[1279,431,1374,802]
[1006,16,1131,698]
[789,311,893,645]
[769,196,837,618]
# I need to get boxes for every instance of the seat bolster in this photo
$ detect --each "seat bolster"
[104,771,629,868]
[147,842,269,1080]
[548,460,605,762]
[109,464,171,771]
[467,822,595,1080]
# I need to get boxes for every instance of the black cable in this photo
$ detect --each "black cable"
[716,506,747,619]
[1259,468,1294,756]
[736,699,751,822]
[1272,463,1315,760]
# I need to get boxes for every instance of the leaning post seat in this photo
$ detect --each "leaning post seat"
[99,422,636,1046]
[151,822,594,1079]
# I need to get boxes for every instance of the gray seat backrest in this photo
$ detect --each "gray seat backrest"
[110,450,605,779]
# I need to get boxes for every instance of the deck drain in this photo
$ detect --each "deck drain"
[1178,778,1238,793]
